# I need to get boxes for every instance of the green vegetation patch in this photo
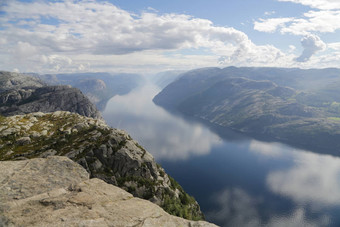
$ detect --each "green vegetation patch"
[162,176,203,221]
[328,117,340,121]
[0,113,112,161]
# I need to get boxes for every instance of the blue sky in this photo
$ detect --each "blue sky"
[1,0,340,73]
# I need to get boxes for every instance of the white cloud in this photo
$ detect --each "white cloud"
[40,54,73,72]
[278,0,340,10]
[254,18,294,33]
[295,34,326,62]
[0,38,7,45]
[253,0,340,64]
[328,42,340,50]
[282,10,340,35]
[2,1,249,54]
[146,7,158,13]
[289,45,296,52]
[12,41,37,60]
[254,10,340,36]
[264,11,276,16]
[0,0,290,73]
[1,0,339,72]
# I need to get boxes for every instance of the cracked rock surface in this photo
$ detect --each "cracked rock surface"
[0,156,217,227]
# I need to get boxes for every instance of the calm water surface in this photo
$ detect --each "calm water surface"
[102,83,340,227]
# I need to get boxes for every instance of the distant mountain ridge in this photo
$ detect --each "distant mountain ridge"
[150,70,186,89]
[33,72,145,110]
[0,71,101,119]
[154,67,340,155]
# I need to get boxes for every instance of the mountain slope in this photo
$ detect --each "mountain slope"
[0,71,101,119]
[154,67,340,155]
[0,71,45,92]
[150,70,186,89]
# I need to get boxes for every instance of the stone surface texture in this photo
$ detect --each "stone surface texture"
[0,156,217,227]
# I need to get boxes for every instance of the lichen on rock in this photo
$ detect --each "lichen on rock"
[0,111,205,221]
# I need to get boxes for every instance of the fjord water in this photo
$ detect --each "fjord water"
[102,83,340,227]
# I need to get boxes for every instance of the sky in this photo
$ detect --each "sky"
[0,0,340,74]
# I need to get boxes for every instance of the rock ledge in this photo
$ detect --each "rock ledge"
[0,156,217,227]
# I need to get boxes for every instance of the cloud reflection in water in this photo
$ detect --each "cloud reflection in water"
[102,83,221,161]
[267,150,340,207]
[249,140,340,208]
[207,187,330,227]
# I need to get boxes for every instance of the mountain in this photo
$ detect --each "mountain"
[153,67,340,155]
[150,70,186,89]
[0,111,204,220]
[0,156,216,226]
[0,71,46,92]
[34,72,145,110]
[0,71,101,119]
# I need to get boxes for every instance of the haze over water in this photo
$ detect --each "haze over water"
[103,83,340,227]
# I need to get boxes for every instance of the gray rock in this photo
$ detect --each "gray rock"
[38,149,57,158]
[16,137,31,145]
[0,156,89,203]
[0,71,101,119]
[1,128,17,136]
[41,130,48,136]
[0,157,217,227]
[0,71,45,93]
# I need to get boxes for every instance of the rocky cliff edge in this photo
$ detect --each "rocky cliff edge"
[0,156,217,227]
[0,111,205,221]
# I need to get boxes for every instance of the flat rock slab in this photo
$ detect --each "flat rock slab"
[0,157,218,227]
[0,156,89,203]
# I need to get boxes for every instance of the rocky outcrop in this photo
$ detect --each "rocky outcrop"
[35,72,145,110]
[0,71,101,119]
[0,71,45,92]
[0,156,217,227]
[0,111,204,220]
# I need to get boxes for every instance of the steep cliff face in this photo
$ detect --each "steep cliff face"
[0,156,217,227]
[0,111,204,220]
[0,71,101,119]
